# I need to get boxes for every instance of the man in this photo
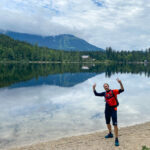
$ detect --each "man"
[93,78,124,146]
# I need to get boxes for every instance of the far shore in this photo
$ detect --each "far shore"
[0,60,149,64]
[7,122,150,150]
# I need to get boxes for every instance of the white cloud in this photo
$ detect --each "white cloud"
[0,0,150,50]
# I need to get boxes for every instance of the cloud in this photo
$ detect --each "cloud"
[0,0,150,50]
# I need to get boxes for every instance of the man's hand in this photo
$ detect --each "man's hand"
[93,83,96,91]
[116,78,122,84]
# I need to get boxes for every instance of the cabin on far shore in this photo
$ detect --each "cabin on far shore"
[81,55,89,59]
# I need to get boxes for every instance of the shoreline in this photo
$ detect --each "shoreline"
[0,61,149,64]
[6,121,150,150]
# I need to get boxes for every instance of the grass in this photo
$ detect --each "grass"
[142,146,150,150]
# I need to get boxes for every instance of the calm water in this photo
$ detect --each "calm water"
[0,63,150,149]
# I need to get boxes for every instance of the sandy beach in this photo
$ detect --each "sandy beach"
[6,122,150,150]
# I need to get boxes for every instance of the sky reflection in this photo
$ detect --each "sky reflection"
[0,73,150,149]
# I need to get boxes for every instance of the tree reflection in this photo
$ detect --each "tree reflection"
[0,63,150,88]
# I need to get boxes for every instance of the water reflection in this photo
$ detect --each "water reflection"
[9,73,97,88]
[1,63,150,88]
[0,73,150,149]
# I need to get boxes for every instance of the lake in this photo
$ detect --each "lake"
[0,63,150,149]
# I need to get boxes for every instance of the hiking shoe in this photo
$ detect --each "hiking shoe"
[115,138,119,146]
[105,133,113,138]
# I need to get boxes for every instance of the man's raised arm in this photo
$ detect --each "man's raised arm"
[93,83,105,96]
[116,78,124,91]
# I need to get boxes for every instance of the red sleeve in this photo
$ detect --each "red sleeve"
[113,89,120,96]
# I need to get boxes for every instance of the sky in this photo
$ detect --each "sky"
[0,0,150,50]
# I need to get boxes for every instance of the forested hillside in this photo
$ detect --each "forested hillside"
[0,31,103,51]
[0,34,150,63]
[0,34,82,62]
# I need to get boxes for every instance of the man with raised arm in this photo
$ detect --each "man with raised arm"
[93,78,124,146]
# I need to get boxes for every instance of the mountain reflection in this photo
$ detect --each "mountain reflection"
[0,63,150,88]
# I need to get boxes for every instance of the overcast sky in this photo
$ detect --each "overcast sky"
[0,0,150,50]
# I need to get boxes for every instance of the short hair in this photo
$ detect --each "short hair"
[103,83,109,87]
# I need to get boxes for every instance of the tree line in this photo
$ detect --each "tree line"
[0,34,82,62]
[0,34,150,62]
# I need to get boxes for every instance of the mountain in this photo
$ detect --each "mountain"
[0,34,97,62]
[0,30,104,51]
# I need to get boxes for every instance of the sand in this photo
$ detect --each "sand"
[6,122,150,150]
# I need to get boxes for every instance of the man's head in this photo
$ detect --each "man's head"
[103,83,110,91]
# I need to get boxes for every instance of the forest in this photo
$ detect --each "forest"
[0,34,150,63]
